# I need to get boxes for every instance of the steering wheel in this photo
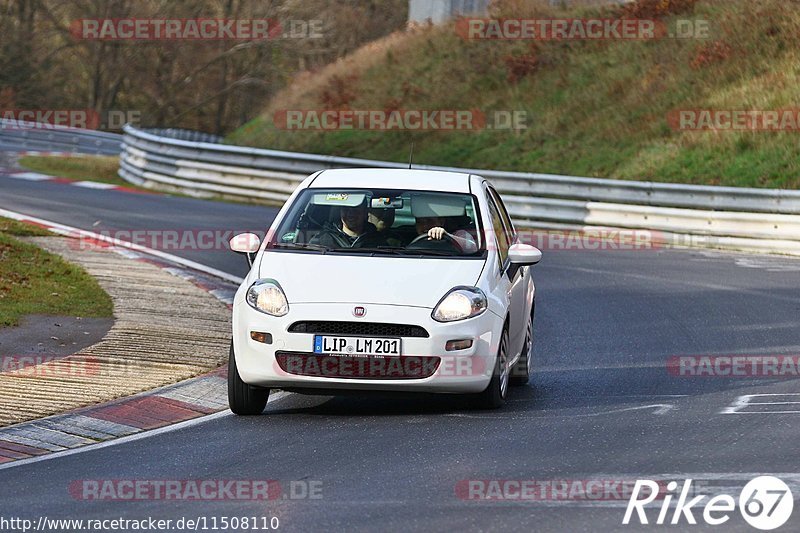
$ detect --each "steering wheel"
[407,232,462,252]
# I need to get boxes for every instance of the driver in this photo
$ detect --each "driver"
[415,216,477,252]
[311,202,384,248]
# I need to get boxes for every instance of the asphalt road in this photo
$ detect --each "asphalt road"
[2,173,800,532]
[0,172,273,277]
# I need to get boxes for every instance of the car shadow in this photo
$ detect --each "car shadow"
[261,362,800,418]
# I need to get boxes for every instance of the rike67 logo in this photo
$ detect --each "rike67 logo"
[623,476,793,530]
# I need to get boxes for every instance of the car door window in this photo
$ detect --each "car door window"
[488,187,516,244]
[485,192,510,266]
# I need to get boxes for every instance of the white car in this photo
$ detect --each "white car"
[228,169,541,414]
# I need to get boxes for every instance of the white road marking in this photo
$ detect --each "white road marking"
[73,181,118,189]
[7,172,51,181]
[721,393,800,414]
[735,257,800,272]
[445,403,676,419]
[210,289,235,304]
[0,207,244,285]
[580,404,675,416]
[507,394,688,402]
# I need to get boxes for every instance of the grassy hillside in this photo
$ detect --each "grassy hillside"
[228,0,800,189]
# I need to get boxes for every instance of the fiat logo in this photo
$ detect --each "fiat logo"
[353,306,366,318]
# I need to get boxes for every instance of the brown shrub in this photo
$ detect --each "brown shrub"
[383,97,403,112]
[319,74,360,109]
[0,87,15,108]
[621,0,699,19]
[401,81,426,99]
[690,40,733,69]
[504,44,541,83]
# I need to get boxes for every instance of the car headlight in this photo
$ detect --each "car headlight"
[246,279,289,316]
[432,287,487,322]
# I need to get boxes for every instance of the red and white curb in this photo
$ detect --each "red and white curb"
[0,369,229,464]
[15,150,88,157]
[14,150,85,158]
[1,169,148,194]
[0,209,254,468]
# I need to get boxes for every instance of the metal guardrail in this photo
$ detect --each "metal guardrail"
[146,128,223,144]
[119,124,800,252]
[0,118,122,155]
[122,125,800,212]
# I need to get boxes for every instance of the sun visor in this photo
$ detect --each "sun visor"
[411,193,467,218]
[311,192,367,207]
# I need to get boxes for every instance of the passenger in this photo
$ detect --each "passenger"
[368,208,403,247]
[415,215,477,253]
[368,207,395,232]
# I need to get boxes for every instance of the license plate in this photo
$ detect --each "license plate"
[313,335,401,356]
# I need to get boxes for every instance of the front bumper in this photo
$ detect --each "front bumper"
[232,301,503,394]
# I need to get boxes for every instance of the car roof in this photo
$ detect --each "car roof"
[309,168,474,193]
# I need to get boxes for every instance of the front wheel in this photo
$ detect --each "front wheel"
[510,301,534,386]
[228,342,270,415]
[472,326,510,409]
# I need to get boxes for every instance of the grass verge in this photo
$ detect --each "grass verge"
[0,217,113,327]
[17,155,140,189]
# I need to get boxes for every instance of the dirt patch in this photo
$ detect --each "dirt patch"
[0,314,113,363]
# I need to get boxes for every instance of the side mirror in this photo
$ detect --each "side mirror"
[229,233,261,267]
[508,243,542,265]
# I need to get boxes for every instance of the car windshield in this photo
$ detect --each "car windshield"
[268,188,485,257]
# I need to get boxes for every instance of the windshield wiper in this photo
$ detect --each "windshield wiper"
[325,247,394,256]
[349,247,461,257]
[402,249,461,256]
[272,244,467,257]
[269,242,329,253]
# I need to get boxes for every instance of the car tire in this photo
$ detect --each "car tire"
[510,301,535,386]
[472,325,510,409]
[228,342,270,415]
